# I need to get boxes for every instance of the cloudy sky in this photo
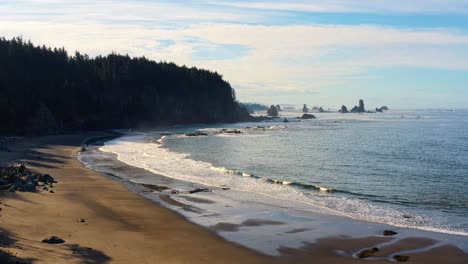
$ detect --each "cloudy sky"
[2,0,468,108]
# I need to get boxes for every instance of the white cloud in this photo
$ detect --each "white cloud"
[215,0,468,14]
[1,0,468,106]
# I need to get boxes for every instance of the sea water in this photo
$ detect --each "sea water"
[79,109,468,254]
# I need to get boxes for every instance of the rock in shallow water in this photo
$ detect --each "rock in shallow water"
[356,247,379,259]
[383,230,398,236]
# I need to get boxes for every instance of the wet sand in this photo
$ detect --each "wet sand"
[0,132,467,263]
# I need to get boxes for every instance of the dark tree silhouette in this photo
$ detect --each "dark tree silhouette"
[0,37,250,135]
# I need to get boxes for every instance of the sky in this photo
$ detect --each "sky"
[1,0,468,109]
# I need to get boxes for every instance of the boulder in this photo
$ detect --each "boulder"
[383,230,398,236]
[42,236,65,244]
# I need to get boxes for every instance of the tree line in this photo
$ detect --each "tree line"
[0,37,250,135]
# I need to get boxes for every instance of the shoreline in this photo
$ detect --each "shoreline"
[0,132,467,263]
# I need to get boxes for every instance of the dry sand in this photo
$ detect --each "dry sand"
[0,133,466,263]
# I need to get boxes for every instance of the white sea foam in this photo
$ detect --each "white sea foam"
[100,135,468,238]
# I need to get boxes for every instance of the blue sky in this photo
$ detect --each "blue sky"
[1,0,468,108]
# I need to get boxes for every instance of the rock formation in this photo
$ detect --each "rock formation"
[300,114,316,119]
[267,105,279,116]
[339,105,348,113]
[302,104,309,113]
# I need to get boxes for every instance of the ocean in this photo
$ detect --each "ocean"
[78,109,468,254]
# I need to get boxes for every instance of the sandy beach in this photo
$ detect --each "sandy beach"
[0,132,467,263]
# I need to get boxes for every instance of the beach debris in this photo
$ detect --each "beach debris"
[221,187,230,190]
[393,255,410,262]
[41,236,65,244]
[0,163,55,192]
[383,230,398,236]
[356,247,379,259]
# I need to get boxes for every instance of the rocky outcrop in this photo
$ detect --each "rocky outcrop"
[350,106,359,113]
[376,106,389,112]
[339,105,348,113]
[0,164,55,192]
[220,129,243,134]
[185,131,208,137]
[302,104,309,113]
[358,99,365,112]
[300,114,316,119]
[276,105,282,112]
[267,105,279,116]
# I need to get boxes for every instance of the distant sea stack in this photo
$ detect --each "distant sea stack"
[302,104,309,113]
[267,105,279,116]
[340,100,388,114]
[349,99,366,113]
[339,105,348,113]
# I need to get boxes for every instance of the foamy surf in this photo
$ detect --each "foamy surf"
[99,134,468,238]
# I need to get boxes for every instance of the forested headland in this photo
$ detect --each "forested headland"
[0,37,250,135]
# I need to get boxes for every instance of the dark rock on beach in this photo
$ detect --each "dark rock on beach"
[41,236,65,244]
[0,164,55,193]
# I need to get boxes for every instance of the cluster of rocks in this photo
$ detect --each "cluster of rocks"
[219,129,243,134]
[339,99,389,113]
[186,129,243,137]
[0,164,55,192]
[185,131,208,137]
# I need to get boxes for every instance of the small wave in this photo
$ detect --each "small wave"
[99,135,468,237]
[210,165,336,193]
[156,136,167,144]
